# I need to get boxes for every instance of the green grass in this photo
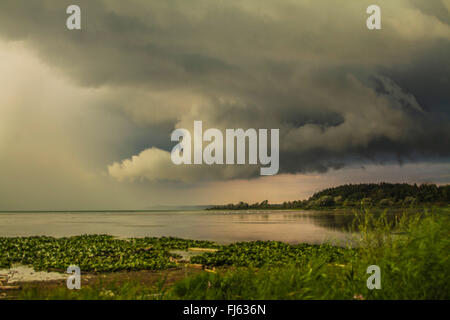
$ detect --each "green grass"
[169,208,449,299]
[4,207,449,300]
[19,280,161,300]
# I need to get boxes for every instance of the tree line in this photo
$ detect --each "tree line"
[207,183,450,210]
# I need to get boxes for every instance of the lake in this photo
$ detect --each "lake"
[0,210,357,245]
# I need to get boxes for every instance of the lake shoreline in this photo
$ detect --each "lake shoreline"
[1,208,448,300]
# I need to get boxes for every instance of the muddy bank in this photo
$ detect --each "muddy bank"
[0,266,204,300]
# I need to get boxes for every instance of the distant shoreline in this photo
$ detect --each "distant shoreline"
[207,183,450,211]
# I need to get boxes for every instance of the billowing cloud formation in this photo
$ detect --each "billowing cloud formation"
[0,0,449,184]
[108,147,260,182]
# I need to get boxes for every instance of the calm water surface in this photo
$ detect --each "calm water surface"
[0,210,356,244]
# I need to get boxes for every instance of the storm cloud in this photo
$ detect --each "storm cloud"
[0,0,449,187]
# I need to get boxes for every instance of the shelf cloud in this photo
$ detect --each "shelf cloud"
[0,0,449,208]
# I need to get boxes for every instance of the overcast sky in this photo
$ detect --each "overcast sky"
[0,0,449,210]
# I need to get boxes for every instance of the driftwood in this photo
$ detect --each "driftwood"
[186,264,204,269]
[188,248,218,253]
[0,285,21,290]
[204,268,217,273]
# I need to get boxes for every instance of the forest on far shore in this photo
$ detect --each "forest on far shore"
[207,183,450,210]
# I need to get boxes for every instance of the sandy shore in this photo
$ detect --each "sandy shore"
[0,265,67,284]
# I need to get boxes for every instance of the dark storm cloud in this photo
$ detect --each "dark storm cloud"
[0,0,449,182]
[380,42,450,115]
